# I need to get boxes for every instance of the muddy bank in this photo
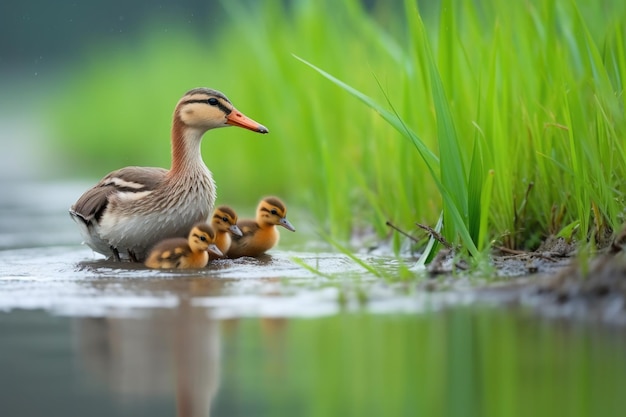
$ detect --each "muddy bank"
[421,234,626,326]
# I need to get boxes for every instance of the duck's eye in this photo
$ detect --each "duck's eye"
[271,209,278,215]
[200,235,207,241]
[222,216,228,222]
[207,98,219,106]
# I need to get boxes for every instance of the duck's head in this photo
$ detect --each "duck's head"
[189,222,224,257]
[257,197,296,232]
[212,206,243,236]
[175,88,269,134]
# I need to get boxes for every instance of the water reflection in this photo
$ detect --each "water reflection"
[71,299,295,417]
[3,304,626,417]
[75,301,220,417]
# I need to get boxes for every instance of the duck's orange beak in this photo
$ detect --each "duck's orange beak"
[227,108,269,134]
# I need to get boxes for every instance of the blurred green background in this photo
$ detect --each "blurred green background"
[2,0,421,241]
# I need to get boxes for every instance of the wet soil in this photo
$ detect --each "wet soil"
[423,233,626,326]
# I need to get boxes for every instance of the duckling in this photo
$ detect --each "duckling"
[210,205,243,259]
[227,197,295,258]
[144,223,223,269]
[69,88,268,262]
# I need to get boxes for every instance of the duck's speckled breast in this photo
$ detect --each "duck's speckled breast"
[98,171,216,260]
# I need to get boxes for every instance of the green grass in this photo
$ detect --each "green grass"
[50,0,626,261]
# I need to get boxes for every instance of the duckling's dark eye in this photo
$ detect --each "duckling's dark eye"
[222,216,228,222]
[271,209,278,215]
[207,98,219,106]
[200,235,207,241]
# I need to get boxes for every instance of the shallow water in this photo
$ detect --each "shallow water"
[2,180,626,417]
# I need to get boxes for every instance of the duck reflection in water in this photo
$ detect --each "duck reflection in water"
[74,300,220,416]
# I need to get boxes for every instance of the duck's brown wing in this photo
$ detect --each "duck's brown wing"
[144,238,191,268]
[70,166,168,224]
[227,220,260,256]
[230,220,260,244]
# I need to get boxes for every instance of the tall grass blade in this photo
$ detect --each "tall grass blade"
[419,6,469,242]
[293,55,439,169]
[296,54,479,257]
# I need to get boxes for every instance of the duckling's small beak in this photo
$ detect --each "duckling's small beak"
[230,224,243,237]
[207,244,223,257]
[280,218,296,232]
[226,108,269,133]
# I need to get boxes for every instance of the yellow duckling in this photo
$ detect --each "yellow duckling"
[145,223,223,269]
[69,87,268,262]
[210,205,243,259]
[227,197,295,258]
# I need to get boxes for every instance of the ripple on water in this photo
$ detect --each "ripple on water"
[0,180,459,319]
[0,244,465,318]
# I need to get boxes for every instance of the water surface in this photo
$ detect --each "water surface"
[1,181,626,417]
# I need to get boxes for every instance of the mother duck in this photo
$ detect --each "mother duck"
[69,88,268,261]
